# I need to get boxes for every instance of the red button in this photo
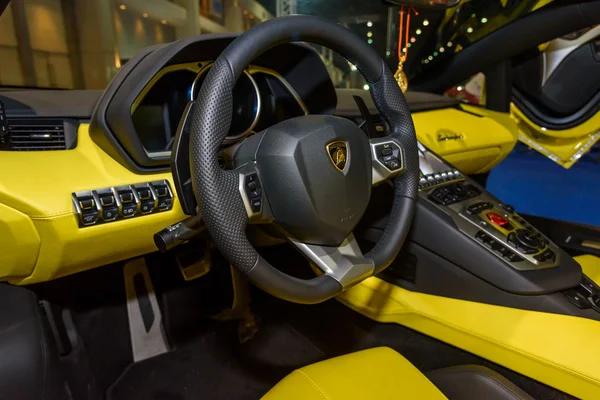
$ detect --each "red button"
[487,212,510,227]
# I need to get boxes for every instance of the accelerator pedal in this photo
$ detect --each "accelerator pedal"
[123,258,169,362]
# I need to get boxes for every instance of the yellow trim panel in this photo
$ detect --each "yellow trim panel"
[338,277,600,400]
[576,255,600,286]
[413,105,518,175]
[0,123,186,284]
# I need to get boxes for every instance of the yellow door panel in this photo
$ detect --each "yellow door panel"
[511,104,600,169]
[338,277,600,400]
[413,106,518,175]
[0,203,41,280]
[0,123,187,284]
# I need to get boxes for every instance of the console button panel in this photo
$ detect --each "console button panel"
[420,177,560,271]
[72,180,173,228]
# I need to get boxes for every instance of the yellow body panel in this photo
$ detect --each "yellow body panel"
[511,104,600,169]
[338,277,600,400]
[413,106,518,175]
[263,347,446,400]
[576,255,600,286]
[0,123,186,284]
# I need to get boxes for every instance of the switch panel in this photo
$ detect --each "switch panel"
[72,180,174,228]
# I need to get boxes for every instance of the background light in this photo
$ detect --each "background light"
[367,32,373,37]
[367,39,373,44]
[367,21,373,27]
[386,51,391,56]
[467,27,474,33]
[363,84,369,90]
[428,55,433,60]
[433,51,438,56]
[447,41,453,47]
[410,37,416,43]
[119,4,126,10]
[457,86,463,91]
[142,12,149,18]
[407,43,411,48]
[481,17,488,23]
[423,19,429,26]
[439,47,444,52]
[161,19,167,25]
[416,28,422,35]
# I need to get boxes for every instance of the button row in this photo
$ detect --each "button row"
[374,143,402,171]
[466,202,493,215]
[561,276,600,312]
[475,231,524,263]
[534,249,556,263]
[244,174,262,213]
[419,169,462,190]
[428,182,481,206]
[73,180,173,227]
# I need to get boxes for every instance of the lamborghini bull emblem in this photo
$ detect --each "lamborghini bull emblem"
[326,141,348,172]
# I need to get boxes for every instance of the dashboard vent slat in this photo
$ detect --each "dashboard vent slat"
[3,118,67,151]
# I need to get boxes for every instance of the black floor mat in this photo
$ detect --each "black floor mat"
[107,317,326,400]
[108,290,573,400]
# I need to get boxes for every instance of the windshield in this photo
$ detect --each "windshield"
[0,0,554,91]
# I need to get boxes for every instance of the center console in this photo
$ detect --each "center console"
[417,150,560,272]
[364,142,584,305]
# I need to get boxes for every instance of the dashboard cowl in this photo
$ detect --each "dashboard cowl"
[89,34,337,173]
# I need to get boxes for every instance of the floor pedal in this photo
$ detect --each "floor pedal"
[123,258,169,362]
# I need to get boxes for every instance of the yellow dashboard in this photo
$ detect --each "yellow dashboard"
[0,103,518,284]
[414,104,518,175]
[0,34,518,284]
[0,123,185,284]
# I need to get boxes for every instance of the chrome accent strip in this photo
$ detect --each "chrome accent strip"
[370,137,404,185]
[290,233,374,288]
[237,163,273,223]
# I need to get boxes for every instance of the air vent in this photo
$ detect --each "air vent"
[1,118,76,151]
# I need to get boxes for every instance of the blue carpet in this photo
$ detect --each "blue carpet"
[486,143,600,227]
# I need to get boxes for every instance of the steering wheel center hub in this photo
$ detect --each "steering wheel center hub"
[255,115,372,246]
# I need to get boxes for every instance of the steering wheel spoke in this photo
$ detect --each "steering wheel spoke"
[236,163,274,224]
[370,137,405,185]
[289,233,375,289]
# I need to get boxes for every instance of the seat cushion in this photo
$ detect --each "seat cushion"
[262,347,447,399]
[0,284,66,400]
[427,365,533,400]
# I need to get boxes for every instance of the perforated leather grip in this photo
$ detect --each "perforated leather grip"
[189,15,419,303]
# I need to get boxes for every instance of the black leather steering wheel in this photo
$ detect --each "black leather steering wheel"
[187,15,419,304]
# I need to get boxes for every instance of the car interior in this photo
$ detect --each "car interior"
[1,0,600,399]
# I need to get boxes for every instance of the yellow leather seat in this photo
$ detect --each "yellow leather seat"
[263,347,535,400]
[263,347,447,399]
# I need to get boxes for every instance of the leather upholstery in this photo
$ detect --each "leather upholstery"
[263,347,446,399]
[263,347,533,399]
[427,365,533,400]
[0,284,67,400]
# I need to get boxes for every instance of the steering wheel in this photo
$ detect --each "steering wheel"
[187,15,419,304]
